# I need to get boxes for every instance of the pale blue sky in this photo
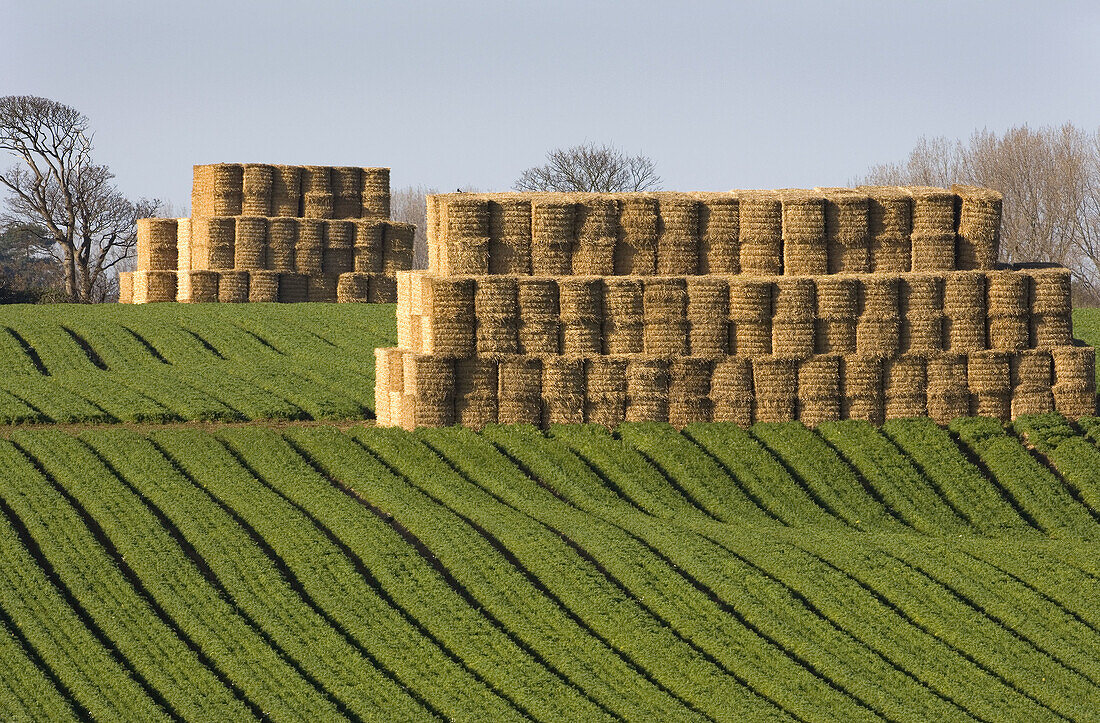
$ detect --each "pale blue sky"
[5,1,1099,208]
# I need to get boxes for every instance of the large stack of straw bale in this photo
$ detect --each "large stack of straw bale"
[122,164,411,303]
[374,185,1094,428]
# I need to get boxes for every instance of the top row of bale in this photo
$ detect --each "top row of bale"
[192,163,391,220]
[426,185,1002,277]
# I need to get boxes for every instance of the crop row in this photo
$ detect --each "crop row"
[5,418,1100,719]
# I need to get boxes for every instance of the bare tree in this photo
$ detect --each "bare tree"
[0,95,160,302]
[391,185,438,269]
[859,123,1100,300]
[515,142,661,192]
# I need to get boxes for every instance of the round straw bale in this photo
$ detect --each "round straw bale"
[272,165,302,216]
[295,220,324,275]
[176,217,192,272]
[323,223,355,274]
[266,217,296,271]
[543,355,586,396]
[324,219,355,249]
[910,233,956,272]
[445,197,490,238]
[242,164,274,216]
[643,318,689,356]
[900,314,944,353]
[989,316,1029,351]
[626,358,671,423]
[1030,314,1073,348]
[643,277,688,319]
[617,194,659,275]
[952,185,1002,269]
[118,271,133,304]
[899,274,943,315]
[858,275,900,318]
[842,396,884,425]
[455,358,498,398]
[908,186,956,236]
[823,189,870,273]
[815,276,858,320]
[381,222,414,274]
[477,317,519,356]
[604,277,644,319]
[843,355,884,400]
[856,318,900,357]
[455,389,499,430]
[361,192,391,220]
[488,196,533,275]
[306,274,337,303]
[1011,388,1055,418]
[248,270,280,302]
[361,167,391,194]
[368,274,397,304]
[430,277,475,318]
[883,356,927,419]
[753,357,798,399]
[732,320,772,356]
[670,357,712,399]
[739,191,782,275]
[517,277,558,318]
[967,351,1010,395]
[816,319,857,354]
[1010,349,1053,392]
[870,236,912,274]
[926,356,971,425]
[498,356,542,398]
[772,320,816,359]
[136,218,179,271]
[1053,384,1096,419]
[1051,346,1096,389]
[212,271,245,303]
[531,198,575,275]
[475,276,518,319]
[604,320,644,355]
[232,216,266,270]
[559,277,603,321]
[695,193,740,274]
[574,196,619,242]
[353,220,384,273]
[861,186,913,237]
[572,239,615,276]
[688,279,730,357]
[273,273,305,303]
[331,167,363,218]
[132,271,177,304]
[656,195,700,275]
[336,272,371,303]
[586,357,629,397]
[192,217,235,270]
[970,391,1011,421]
[754,397,797,424]
[446,235,489,276]
[986,270,1028,317]
[711,357,754,426]
[784,242,828,276]
[773,278,815,322]
[1029,267,1072,314]
[562,318,603,356]
[798,355,841,399]
[301,165,332,194]
[781,191,826,243]
[303,192,335,219]
[943,271,987,318]
[210,164,243,216]
[728,277,773,321]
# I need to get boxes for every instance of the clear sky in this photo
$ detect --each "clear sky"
[5,1,1100,208]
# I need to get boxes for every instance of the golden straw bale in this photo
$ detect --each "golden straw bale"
[531,198,575,275]
[234,217,267,270]
[900,314,944,354]
[783,242,828,276]
[1053,384,1096,419]
[711,357,754,426]
[323,221,355,274]
[498,356,543,426]
[669,358,713,427]
[822,189,870,274]
[176,218,192,272]
[856,317,900,357]
[277,273,307,303]
[952,185,1002,270]
[476,279,519,355]
[910,233,956,272]
[728,277,773,320]
[136,218,179,271]
[1030,314,1073,348]
[884,356,927,419]
[177,270,218,303]
[208,164,244,216]
[986,269,1029,315]
[272,165,302,217]
[1052,346,1096,389]
[190,217,235,270]
[303,188,335,219]
[694,193,740,274]
[1010,348,1054,415]
[858,275,900,318]
[331,167,363,218]
[517,278,560,354]
[1029,266,1072,314]
[368,274,396,303]
[336,272,371,303]
[626,358,671,423]
[815,276,858,320]
[772,320,816,359]
[989,316,1029,351]
[542,357,586,425]
[488,196,533,275]
[242,164,274,216]
[585,357,629,428]
[573,196,619,276]
[307,274,338,303]
[643,280,689,354]
[773,278,815,322]
[617,194,659,274]
[780,191,826,244]
[267,217,297,271]
[798,355,841,427]
[738,191,783,275]
[926,353,971,424]
[295,219,325,275]
[118,271,133,304]
[967,350,1011,396]
[360,168,391,219]
[420,278,475,356]
[943,271,986,317]
[563,319,602,356]
[687,277,730,357]
[559,277,603,321]
[301,165,332,194]
[248,270,280,303]
[603,278,644,354]
[860,186,913,273]
[908,186,957,236]
[218,271,249,303]
[816,319,857,354]
[656,194,700,275]
[454,359,498,430]
[899,274,944,315]
[191,165,212,217]
[354,220,384,273]
[842,355,884,425]
[404,353,454,397]
[752,357,798,424]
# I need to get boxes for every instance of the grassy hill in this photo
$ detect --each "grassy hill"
[2,416,1100,720]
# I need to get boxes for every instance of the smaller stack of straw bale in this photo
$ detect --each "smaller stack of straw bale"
[129,163,407,304]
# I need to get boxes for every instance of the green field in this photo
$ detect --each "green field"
[0,303,396,424]
[1,417,1099,720]
[2,304,1100,719]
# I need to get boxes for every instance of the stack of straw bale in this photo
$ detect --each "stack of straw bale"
[378,185,1094,430]
[129,163,404,305]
